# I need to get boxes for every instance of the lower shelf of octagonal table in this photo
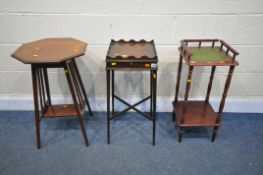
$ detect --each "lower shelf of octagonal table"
[173,101,221,127]
[43,104,84,118]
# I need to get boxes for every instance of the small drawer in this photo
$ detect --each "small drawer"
[107,62,157,69]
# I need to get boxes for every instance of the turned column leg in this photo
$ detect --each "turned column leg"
[182,66,194,115]
[205,66,216,103]
[212,66,235,142]
[179,66,194,142]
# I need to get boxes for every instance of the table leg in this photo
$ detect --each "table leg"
[107,70,111,144]
[64,62,89,146]
[178,126,184,142]
[112,70,115,116]
[173,55,183,121]
[31,65,41,149]
[72,59,93,116]
[150,70,153,117]
[37,69,44,114]
[205,66,216,103]
[69,62,85,110]
[152,70,157,145]
[39,68,47,112]
[212,65,235,142]
[43,68,51,105]
[180,66,194,142]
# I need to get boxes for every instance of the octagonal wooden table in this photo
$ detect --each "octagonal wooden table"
[12,38,93,149]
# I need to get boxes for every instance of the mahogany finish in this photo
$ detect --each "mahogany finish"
[12,38,87,64]
[179,39,239,66]
[173,39,239,142]
[106,39,158,145]
[173,101,221,127]
[44,104,84,117]
[106,39,157,60]
[106,39,158,70]
[11,38,92,149]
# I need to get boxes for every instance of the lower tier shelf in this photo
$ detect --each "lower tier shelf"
[44,104,84,117]
[173,101,221,127]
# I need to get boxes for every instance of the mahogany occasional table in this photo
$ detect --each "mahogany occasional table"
[173,39,239,142]
[106,39,158,145]
[11,38,93,149]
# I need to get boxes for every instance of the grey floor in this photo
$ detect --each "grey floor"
[0,111,263,175]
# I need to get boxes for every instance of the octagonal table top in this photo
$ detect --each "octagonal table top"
[11,38,87,64]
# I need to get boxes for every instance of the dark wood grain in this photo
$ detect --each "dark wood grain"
[12,38,87,64]
[106,39,157,61]
[179,39,239,66]
[220,40,239,55]
[105,39,158,145]
[173,39,239,142]
[182,39,219,43]
[13,38,92,148]
[44,104,83,117]
[173,101,221,127]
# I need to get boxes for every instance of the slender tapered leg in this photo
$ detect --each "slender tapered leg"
[212,66,235,142]
[64,62,89,146]
[37,69,44,114]
[31,65,41,149]
[152,70,157,145]
[69,62,85,110]
[178,127,184,142]
[112,70,115,116]
[40,68,48,111]
[211,126,218,142]
[173,55,183,121]
[150,70,153,117]
[72,59,93,116]
[106,70,111,144]
[43,68,51,105]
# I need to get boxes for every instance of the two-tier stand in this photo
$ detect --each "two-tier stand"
[12,38,93,148]
[173,39,239,142]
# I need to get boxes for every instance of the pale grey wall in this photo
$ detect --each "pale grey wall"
[0,0,263,111]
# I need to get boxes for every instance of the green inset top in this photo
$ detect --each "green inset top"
[189,48,228,62]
